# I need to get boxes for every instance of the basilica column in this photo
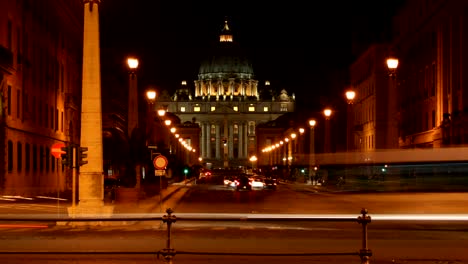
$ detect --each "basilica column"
[206,124,211,159]
[228,123,234,159]
[238,122,243,159]
[208,80,212,97]
[215,124,221,159]
[73,0,112,216]
[201,122,206,158]
[243,123,248,158]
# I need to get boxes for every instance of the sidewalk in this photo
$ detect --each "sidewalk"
[113,179,194,214]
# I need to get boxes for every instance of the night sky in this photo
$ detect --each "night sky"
[98,0,405,113]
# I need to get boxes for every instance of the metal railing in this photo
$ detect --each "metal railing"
[0,208,373,264]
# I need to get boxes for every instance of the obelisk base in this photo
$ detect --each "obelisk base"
[56,203,115,227]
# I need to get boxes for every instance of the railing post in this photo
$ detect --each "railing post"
[357,208,372,264]
[160,208,177,263]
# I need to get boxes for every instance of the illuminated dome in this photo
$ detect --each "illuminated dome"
[194,20,258,98]
[198,42,254,79]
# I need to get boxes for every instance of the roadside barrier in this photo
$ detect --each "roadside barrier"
[0,208,373,264]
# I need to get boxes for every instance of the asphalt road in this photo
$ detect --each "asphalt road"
[0,182,467,263]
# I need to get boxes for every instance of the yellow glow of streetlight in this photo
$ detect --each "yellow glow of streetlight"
[309,119,316,127]
[324,108,332,117]
[250,155,257,162]
[170,127,176,133]
[299,128,305,134]
[164,119,171,126]
[127,57,139,69]
[291,133,297,139]
[386,57,399,70]
[345,90,356,102]
[146,90,156,101]
[157,108,166,116]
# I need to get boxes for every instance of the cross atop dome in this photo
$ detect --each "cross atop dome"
[219,19,233,43]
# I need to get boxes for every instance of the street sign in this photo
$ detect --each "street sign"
[51,142,66,158]
[153,155,168,169]
[155,169,165,176]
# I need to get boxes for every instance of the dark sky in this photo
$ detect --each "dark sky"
[99,0,404,111]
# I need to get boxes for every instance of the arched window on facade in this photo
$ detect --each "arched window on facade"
[17,142,22,172]
[7,140,13,172]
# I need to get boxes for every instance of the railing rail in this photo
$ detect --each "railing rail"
[0,208,373,264]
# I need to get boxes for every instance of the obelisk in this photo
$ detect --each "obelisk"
[72,0,113,216]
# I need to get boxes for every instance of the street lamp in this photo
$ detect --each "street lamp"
[308,119,316,185]
[345,89,356,152]
[250,155,257,171]
[127,57,139,138]
[386,57,399,78]
[323,108,333,153]
[386,56,399,149]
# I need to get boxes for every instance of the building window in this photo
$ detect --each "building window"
[7,20,12,49]
[17,142,22,172]
[432,110,436,128]
[211,106,216,112]
[7,140,13,172]
[234,124,239,134]
[280,103,288,111]
[211,124,216,134]
[180,106,186,112]
[55,109,58,131]
[33,145,37,171]
[248,106,255,112]
[25,143,30,172]
[233,106,238,111]
[194,106,201,112]
[39,146,44,172]
[7,85,11,115]
[263,106,269,112]
[45,147,50,172]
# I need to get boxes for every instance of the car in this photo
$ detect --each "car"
[235,175,252,191]
[263,178,277,190]
[224,177,236,187]
[251,178,265,189]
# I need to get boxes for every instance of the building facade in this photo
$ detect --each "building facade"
[349,43,397,152]
[391,0,468,149]
[349,0,468,153]
[0,0,82,196]
[154,20,295,169]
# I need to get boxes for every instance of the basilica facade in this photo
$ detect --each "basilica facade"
[154,21,295,169]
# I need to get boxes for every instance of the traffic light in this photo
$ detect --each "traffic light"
[60,146,73,168]
[77,147,88,166]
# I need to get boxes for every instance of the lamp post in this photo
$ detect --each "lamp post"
[345,90,356,152]
[127,57,139,138]
[323,108,333,153]
[386,56,399,149]
[308,119,316,185]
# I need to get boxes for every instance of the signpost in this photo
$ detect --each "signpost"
[153,155,168,212]
[153,155,168,169]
